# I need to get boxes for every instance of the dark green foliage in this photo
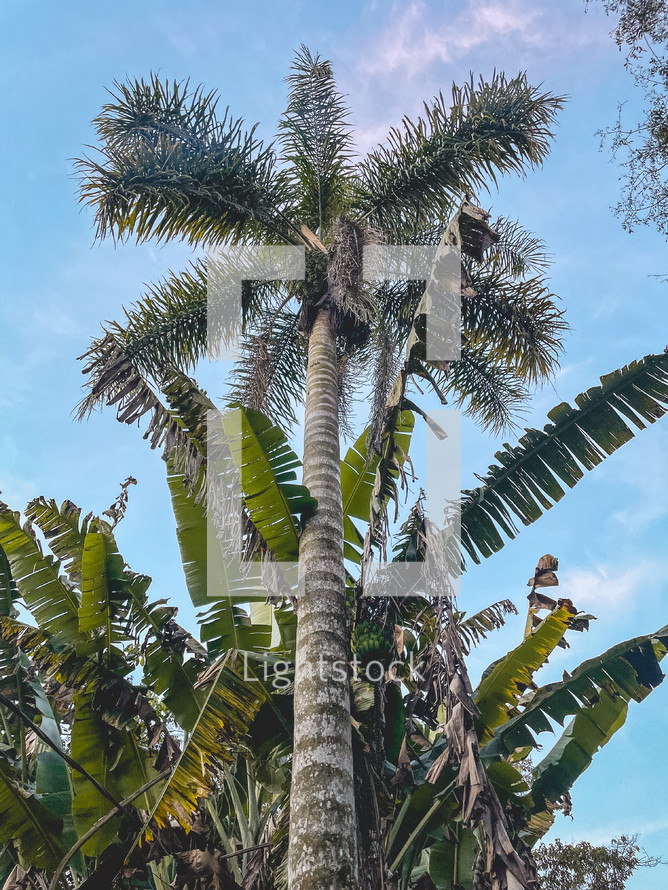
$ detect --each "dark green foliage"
[461,352,668,563]
[535,835,661,890]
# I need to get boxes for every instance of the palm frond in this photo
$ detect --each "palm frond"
[488,217,552,278]
[355,73,565,235]
[77,75,295,246]
[278,45,354,230]
[462,269,566,385]
[77,338,208,496]
[461,352,668,564]
[443,344,531,433]
[228,307,307,430]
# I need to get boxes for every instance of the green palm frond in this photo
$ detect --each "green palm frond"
[77,340,208,495]
[278,45,354,230]
[77,75,297,246]
[444,345,531,433]
[109,262,209,374]
[461,352,668,563]
[489,217,552,278]
[229,307,307,430]
[462,271,566,385]
[355,73,565,235]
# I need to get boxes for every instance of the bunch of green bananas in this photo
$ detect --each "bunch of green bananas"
[352,619,395,667]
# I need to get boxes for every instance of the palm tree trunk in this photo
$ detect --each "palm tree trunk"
[288,301,357,890]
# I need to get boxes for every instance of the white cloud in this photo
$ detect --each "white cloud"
[360,1,541,78]
[342,0,615,154]
[560,558,661,610]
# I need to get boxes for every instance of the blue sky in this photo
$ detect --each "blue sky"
[2,0,668,882]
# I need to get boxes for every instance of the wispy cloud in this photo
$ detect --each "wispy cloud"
[342,0,613,153]
[360,1,542,78]
[560,558,661,610]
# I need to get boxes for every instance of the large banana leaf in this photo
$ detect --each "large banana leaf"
[223,405,316,561]
[340,410,414,562]
[461,353,668,563]
[79,529,115,642]
[0,756,65,870]
[26,497,90,585]
[0,504,80,643]
[474,604,576,744]
[32,676,83,873]
[148,657,264,830]
[484,626,668,761]
[70,692,158,856]
[0,547,24,748]
[167,460,272,657]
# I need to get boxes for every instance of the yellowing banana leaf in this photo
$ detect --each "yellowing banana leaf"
[475,604,576,744]
[485,625,668,761]
[461,353,668,564]
[148,657,264,831]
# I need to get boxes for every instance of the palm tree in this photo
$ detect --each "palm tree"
[76,48,567,890]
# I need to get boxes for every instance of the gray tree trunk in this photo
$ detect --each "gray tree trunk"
[288,302,357,890]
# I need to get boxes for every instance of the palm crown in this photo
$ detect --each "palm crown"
[78,47,566,438]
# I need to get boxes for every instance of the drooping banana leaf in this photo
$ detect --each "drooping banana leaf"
[0,756,65,870]
[474,603,576,744]
[484,625,668,761]
[340,410,414,562]
[0,503,80,643]
[461,353,668,563]
[223,405,316,561]
[167,459,272,657]
[70,692,158,856]
[31,675,83,874]
[0,548,27,748]
[147,656,265,831]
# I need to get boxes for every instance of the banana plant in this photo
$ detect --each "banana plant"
[0,488,274,890]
